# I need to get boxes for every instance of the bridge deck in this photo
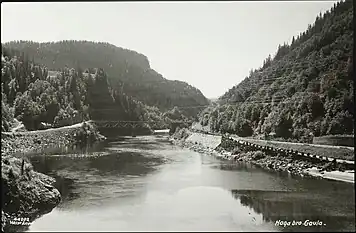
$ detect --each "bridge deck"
[91,120,192,129]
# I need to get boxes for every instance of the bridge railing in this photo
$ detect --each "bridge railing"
[91,120,193,129]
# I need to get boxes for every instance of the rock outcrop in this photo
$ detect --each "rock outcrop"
[1,155,61,232]
[1,121,106,232]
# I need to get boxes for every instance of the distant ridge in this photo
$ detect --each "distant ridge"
[3,40,209,117]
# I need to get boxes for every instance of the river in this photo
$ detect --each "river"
[26,135,355,232]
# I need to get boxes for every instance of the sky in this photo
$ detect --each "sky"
[1,1,337,99]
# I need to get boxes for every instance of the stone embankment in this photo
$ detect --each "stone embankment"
[2,121,106,155]
[171,129,354,183]
[1,121,106,232]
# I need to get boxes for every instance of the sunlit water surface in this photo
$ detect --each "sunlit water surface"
[25,135,355,232]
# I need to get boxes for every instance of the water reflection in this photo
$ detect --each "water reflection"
[231,189,355,232]
[87,152,165,176]
[215,161,257,171]
[107,136,171,151]
[52,176,78,202]
[28,139,168,211]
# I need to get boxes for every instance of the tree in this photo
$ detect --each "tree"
[307,94,324,119]
[14,92,42,130]
[275,111,293,138]
[69,71,81,111]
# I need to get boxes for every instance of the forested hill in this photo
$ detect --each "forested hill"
[2,40,209,117]
[199,0,353,142]
[1,46,195,133]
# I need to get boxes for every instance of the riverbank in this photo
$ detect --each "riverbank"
[1,121,106,232]
[231,136,354,161]
[2,121,106,155]
[171,129,354,183]
[1,156,61,232]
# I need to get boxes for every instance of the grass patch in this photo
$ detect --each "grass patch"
[313,135,354,147]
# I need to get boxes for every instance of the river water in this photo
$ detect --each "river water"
[26,135,354,232]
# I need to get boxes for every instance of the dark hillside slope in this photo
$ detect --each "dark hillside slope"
[2,40,209,117]
[1,47,171,132]
[199,0,353,142]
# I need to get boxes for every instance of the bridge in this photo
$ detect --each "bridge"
[88,120,193,129]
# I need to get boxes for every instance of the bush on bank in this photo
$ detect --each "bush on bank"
[74,121,105,145]
[172,127,192,140]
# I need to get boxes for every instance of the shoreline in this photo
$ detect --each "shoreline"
[170,130,354,184]
[2,121,106,156]
[1,121,106,232]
